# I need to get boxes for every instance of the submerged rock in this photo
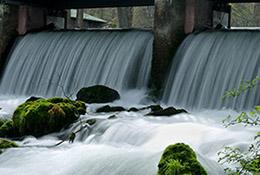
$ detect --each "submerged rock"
[147,107,187,116]
[0,139,18,153]
[128,107,140,112]
[76,85,120,104]
[158,143,207,175]
[141,105,163,112]
[96,105,126,113]
[12,97,86,137]
[85,119,96,126]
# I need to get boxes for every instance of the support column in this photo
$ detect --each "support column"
[152,0,186,90]
[195,0,214,30]
[18,5,46,35]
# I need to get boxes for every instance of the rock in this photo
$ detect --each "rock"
[76,85,120,104]
[0,139,18,152]
[147,107,187,116]
[108,115,118,119]
[128,107,140,112]
[25,96,43,102]
[0,120,16,138]
[158,143,207,175]
[96,105,126,113]
[86,119,96,126]
[12,97,86,137]
[141,105,163,112]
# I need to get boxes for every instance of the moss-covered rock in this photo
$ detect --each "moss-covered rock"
[96,105,126,113]
[76,85,120,104]
[147,107,187,117]
[0,120,16,138]
[12,97,86,137]
[158,143,207,175]
[0,139,18,152]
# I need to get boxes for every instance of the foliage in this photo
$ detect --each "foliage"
[157,143,207,175]
[219,76,260,175]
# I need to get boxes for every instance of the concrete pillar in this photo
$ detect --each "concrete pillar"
[152,0,186,90]
[76,9,84,29]
[152,0,214,90]
[18,5,46,35]
[0,4,18,78]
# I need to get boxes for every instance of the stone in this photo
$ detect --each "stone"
[96,105,126,113]
[147,107,187,116]
[12,97,86,137]
[158,143,207,175]
[76,85,120,104]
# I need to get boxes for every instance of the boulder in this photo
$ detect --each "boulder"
[76,85,120,104]
[12,97,86,137]
[147,107,187,116]
[0,120,16,138]
[96,105,126,113]
[158,143,207,175]
[0,139,18,154]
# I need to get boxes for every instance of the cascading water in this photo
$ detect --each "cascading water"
[162,31,260,110]
[0,30,258,175]
[0,30,153,96]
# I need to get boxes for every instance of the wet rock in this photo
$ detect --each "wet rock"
[146,107,187,116]
[141,105,163,112]
[76,85,120,104]
[0,120,16,138]
[0,139,18,154]
[158,143,207,175]
[86,119,96,126]
[96,105,126,113]
[108,115,118,120]
[128,107,139,112]
[25,96,43,102]
[12,97,86,137]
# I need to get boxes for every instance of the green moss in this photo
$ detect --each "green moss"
[12,97,86,137]
[0,120,16,137]
[158,143,207,175]
[0,139,18,149]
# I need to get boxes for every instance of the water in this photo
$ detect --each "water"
[0,30,153,96]
[163,31,260,110]
[0,30,258,175]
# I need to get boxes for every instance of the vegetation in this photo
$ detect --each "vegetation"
[157,143,207,175]
[0,139,18,154]
[219,76,260,175]
[0,97,86,137]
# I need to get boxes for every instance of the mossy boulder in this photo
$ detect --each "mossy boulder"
[0,139,18,154]
[158,143,207,175]
[96,105,126,113]
[76,85,120,104]
[12,97,86,137]
[0,120,16,138]
[147,107,187,117]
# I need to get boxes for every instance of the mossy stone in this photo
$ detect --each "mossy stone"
[0,120,16,138]
[158,143,207,175]
[0,139,18,150]
[12,97,86,137]
[76,85,120,104]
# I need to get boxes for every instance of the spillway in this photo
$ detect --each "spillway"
[0,30,153,97]
[163,30,260,110]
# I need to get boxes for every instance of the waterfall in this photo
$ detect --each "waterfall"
[163,30,260,110]
[0,30,153,97]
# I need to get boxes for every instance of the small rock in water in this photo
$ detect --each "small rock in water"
[141,105,163,112]
[146,107,187,116]
[76,85,120,104]
[86,119,96,126]
[127,107,139,112]
[0,139,18,153]
[96,105,126,113]
[108,115,118,119]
